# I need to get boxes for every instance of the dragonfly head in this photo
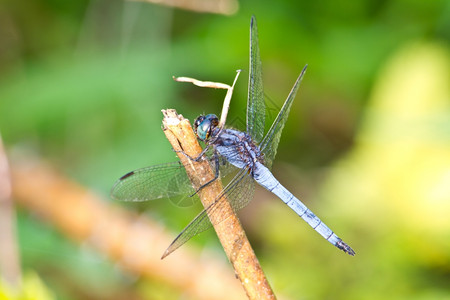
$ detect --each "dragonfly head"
[194,114,219,141]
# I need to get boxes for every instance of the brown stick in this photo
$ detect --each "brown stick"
[11,158,247,300]
[0,134,21,288]
[128,0,239,16]
[162,109,276,300]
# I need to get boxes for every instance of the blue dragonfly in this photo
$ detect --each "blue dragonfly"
[111,16,355,258]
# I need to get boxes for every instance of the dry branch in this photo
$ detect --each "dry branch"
[128,0,239,15]
[10,158,247,300]
[0,134,21,288]
[162,109,276,300]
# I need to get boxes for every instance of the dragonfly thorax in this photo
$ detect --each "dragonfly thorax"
[194,114,219,141]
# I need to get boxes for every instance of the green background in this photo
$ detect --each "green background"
[0,0,449,299]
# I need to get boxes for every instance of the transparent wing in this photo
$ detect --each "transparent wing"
[162,167,255,258]
[260,65,307,169]
[111,161,197,205]
[246,15,265,144]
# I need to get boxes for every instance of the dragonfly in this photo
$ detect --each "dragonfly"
[111,16,355,258]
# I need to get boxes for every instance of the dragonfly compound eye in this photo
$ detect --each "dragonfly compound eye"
[196,114,218,141]
[194,115,205,134]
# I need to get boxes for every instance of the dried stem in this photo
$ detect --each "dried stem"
[173,70,241,129]
[128,0,239,15]
[0,133,21,288]
[11,158,247,300]
[162,109,275,300]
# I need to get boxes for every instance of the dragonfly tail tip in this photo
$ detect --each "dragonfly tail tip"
[336,240,356,256]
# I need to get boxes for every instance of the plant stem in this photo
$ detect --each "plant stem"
[162,109,276,300]
[0,133,21,288]
[11,158,246,300]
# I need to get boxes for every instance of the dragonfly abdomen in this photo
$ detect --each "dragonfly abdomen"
[253,162,355,256]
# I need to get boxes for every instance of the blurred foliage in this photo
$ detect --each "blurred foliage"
[0,272,54,300]
[0,0,449,299]
[252,42,450,299]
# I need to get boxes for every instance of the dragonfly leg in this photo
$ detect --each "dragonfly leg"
[188,150,220,197]
[173,144,211,162]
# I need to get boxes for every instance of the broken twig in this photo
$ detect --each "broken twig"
[162,109,275,300]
